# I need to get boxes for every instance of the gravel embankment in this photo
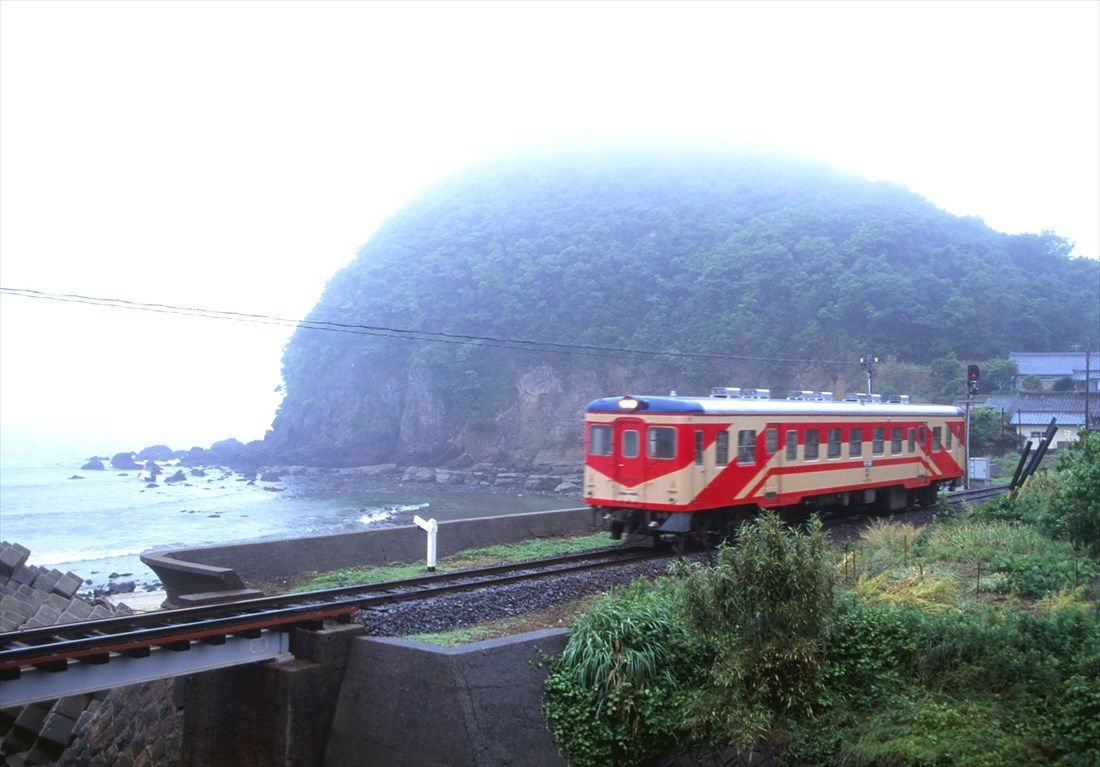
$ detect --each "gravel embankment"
[356,555,678,636]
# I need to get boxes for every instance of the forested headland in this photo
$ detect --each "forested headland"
[264,145,1099,467]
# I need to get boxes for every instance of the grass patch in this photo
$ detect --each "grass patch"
[403,626,487,646]
[922,519,1054,562]
[405,594,601,646]
[849,565,960,610]
[290,532,611,593]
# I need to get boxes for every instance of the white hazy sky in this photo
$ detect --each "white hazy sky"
[1,0,1097,451]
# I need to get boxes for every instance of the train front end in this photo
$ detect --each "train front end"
[583,395,705,539]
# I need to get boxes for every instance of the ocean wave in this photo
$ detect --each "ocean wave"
[358,502,430,526]
[358,510,392,525]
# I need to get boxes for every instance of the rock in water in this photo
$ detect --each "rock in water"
[137,444,174,461]
[165,470,187,484]
[111,452,142,470]
[81,459,106,470]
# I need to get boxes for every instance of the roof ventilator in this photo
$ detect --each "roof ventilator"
[711,387,772,399]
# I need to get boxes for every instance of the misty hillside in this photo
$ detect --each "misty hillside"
[266,146,1099,467]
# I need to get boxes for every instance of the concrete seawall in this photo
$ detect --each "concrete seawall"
[143,507,598,601]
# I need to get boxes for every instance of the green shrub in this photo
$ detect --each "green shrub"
[820,597,923,708]
[677,512,835,749]
[839,694,1043,766]
[1051,430,1100,557]
[791,599,1100,766]
[542,578,705,767]
[919,516,1094,599]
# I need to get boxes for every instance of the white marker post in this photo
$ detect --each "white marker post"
[412,515,438,571]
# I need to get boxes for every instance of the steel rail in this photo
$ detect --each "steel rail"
[0,545,658,672]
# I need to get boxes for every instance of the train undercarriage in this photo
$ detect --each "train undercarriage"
[597,481,951,551]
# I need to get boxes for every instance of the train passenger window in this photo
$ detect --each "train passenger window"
[716,431,729,465]
[785,430,798,460]
[919,426,927,445]
[737,430,757,464]
[908,428,916,452]
[891,427,903,454]
[694,430,704,465]
[828,428,842,458]
[805,429,820,460]
[873,428,885,455]
[589,425,612,456]
[849,428,863,457]
[933,427,942,451]
[945,426,953,449]
[622,429,639,458]
[765,428,778,454]
[647,427,677,459]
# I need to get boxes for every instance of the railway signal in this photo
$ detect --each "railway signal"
[967,364,980,395]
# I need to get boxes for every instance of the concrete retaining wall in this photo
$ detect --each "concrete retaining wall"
[180,623,365,767]
[144,507,597,601]
[324,630,569,767]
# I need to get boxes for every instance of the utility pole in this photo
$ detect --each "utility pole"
[860,355,878,396]
[1086,349,1092,430]
[965,365,980,491]
[999,409,1005,458]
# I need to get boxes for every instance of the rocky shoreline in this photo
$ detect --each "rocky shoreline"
[85,438,586,499]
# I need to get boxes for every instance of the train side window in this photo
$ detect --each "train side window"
[737,430,757,464]
[908,427,916,452]
[622,429,639,458]
[805,429,820,460]
[849,427,863,457]
[694,429,704,465]
[873,427,885,455]
[647,427,677,459]
[891,427,903,454]
[785,430,798,460]
[919,426,927,445]
[827,428,842,458]
[945,426,953,449]
[589,425,612,456]
[765,428,778,454]
[716,431,729,465]
[933,427,942,451]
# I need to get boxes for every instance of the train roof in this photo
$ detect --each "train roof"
[586,395,964,418]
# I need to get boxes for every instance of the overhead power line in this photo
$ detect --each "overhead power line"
[0,286,856,366]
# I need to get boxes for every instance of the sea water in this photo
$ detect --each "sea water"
[0,437,573,592]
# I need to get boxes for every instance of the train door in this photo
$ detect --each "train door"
[613,417,646,490]
[762,423,781,500]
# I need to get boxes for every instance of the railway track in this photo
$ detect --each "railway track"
[0,544,660,678]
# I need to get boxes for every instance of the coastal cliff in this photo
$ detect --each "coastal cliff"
[260,145,1098,468]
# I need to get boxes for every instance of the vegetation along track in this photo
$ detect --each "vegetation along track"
[1,487,1006,673]
[0,545,662,674]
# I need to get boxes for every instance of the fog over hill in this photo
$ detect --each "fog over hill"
[263,145,1099,468]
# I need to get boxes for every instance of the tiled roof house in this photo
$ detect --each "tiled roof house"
[983,391,1100,449]
[1011,351,1099,392]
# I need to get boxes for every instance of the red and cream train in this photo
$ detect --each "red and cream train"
[583,388,965,540]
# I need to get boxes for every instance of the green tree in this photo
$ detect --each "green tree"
[968,405,1017,454]
[968,405,999,453]
[678,513,835,750]
[977,357,1018,394]
[1052,376,1075,392]
[1021,374,1044,391]
[1052,430,1100,556]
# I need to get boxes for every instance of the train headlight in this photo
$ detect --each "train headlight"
[619,396,641,411]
